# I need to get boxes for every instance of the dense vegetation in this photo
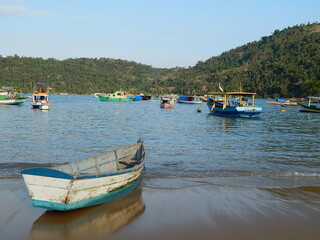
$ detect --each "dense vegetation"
[0,57,170,95]
[170,23,320,97]
[0,23,319,97]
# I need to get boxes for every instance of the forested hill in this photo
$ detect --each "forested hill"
[0,57,170,94]
[171,23,320,97]
[0,23,319,97]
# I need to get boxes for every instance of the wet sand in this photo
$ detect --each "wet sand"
[1,178,319,240]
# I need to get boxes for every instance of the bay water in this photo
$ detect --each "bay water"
[0,95,319,189]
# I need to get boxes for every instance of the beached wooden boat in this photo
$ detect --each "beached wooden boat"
[298,97,320,113]
[177,95,202,104]
[207,91,265,118]
[0,87,27,105]
[21,139,146,211]
[160,95,175,108]
[31,82,50,110]
[98,91,131,102]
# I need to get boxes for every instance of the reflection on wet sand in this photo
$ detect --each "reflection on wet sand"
[264,186,320,204]
[30,187,145,240]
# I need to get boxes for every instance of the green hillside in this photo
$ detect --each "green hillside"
[0,56,169,94]
[0,23,319,97]
[171,23,320,97]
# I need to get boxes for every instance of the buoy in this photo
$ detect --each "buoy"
[197,108,202,112]
[281,109,286,112]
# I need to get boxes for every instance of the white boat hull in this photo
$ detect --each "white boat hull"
[22,168,143,211]
[0,98,27,105]
[21,140,146,211]
[39,104,50,110]
[177,100,202,104]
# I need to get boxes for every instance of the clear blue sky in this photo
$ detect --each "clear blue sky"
[0,0,319,68]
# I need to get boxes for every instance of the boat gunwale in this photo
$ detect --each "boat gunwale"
[21,142,146,180]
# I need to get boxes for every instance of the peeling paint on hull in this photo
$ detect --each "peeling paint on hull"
[22,167,143,211]
[32,178,140,211]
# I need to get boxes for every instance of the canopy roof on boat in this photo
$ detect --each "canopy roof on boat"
[307,96,320,100]
[207,91,256,96]
[35,82,49,85]
[1,87,15,92]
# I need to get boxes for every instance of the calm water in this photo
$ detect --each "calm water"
[0,95,319,188]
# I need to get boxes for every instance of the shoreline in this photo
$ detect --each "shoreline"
[1,178,320,240]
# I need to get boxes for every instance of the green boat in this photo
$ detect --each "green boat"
[298,97,320,113]
[0,87,27,105]
[98,91,132,102]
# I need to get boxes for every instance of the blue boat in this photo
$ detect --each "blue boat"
[207,91,265,118]
[177,95,202,104]
[132,95,156,101]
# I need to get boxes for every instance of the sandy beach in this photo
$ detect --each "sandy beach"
[0,177,319,240]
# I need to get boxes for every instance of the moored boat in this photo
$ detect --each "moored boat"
[267,97,286,105]
[93,93,104,98]
[132,95,156,101]
[160,95,175,108]
[98,91,131,102]
[21,139,146,211]
[200,96,208,102]
[0,87,27,105]
[281,101,298,107]
[31,83,50,110]
[207,91,265,118]
[177,95,202,104]
[298,97,320,113]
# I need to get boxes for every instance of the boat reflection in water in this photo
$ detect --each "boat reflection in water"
[30,188,145,240]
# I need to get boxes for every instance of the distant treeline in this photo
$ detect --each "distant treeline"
[0,23,319,97]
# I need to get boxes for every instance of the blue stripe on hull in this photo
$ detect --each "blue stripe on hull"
[21,167,136,180]
[21,168,74,179]
[32,178,140,211]
[212,110,264,118]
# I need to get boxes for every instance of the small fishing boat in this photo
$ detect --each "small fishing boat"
[21,139,146,211]
[31,82,50,110]
[298,97,320,113]
[0,87,27,105]
[267,98,286,105]
[98,91,131,102]
[160,95,175,108]
[281,101,298,107]
[132,95,156,101]
[93,93,104,98]
[207,91,265,118]
[177,95,202,104]
[200,96,208,102]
